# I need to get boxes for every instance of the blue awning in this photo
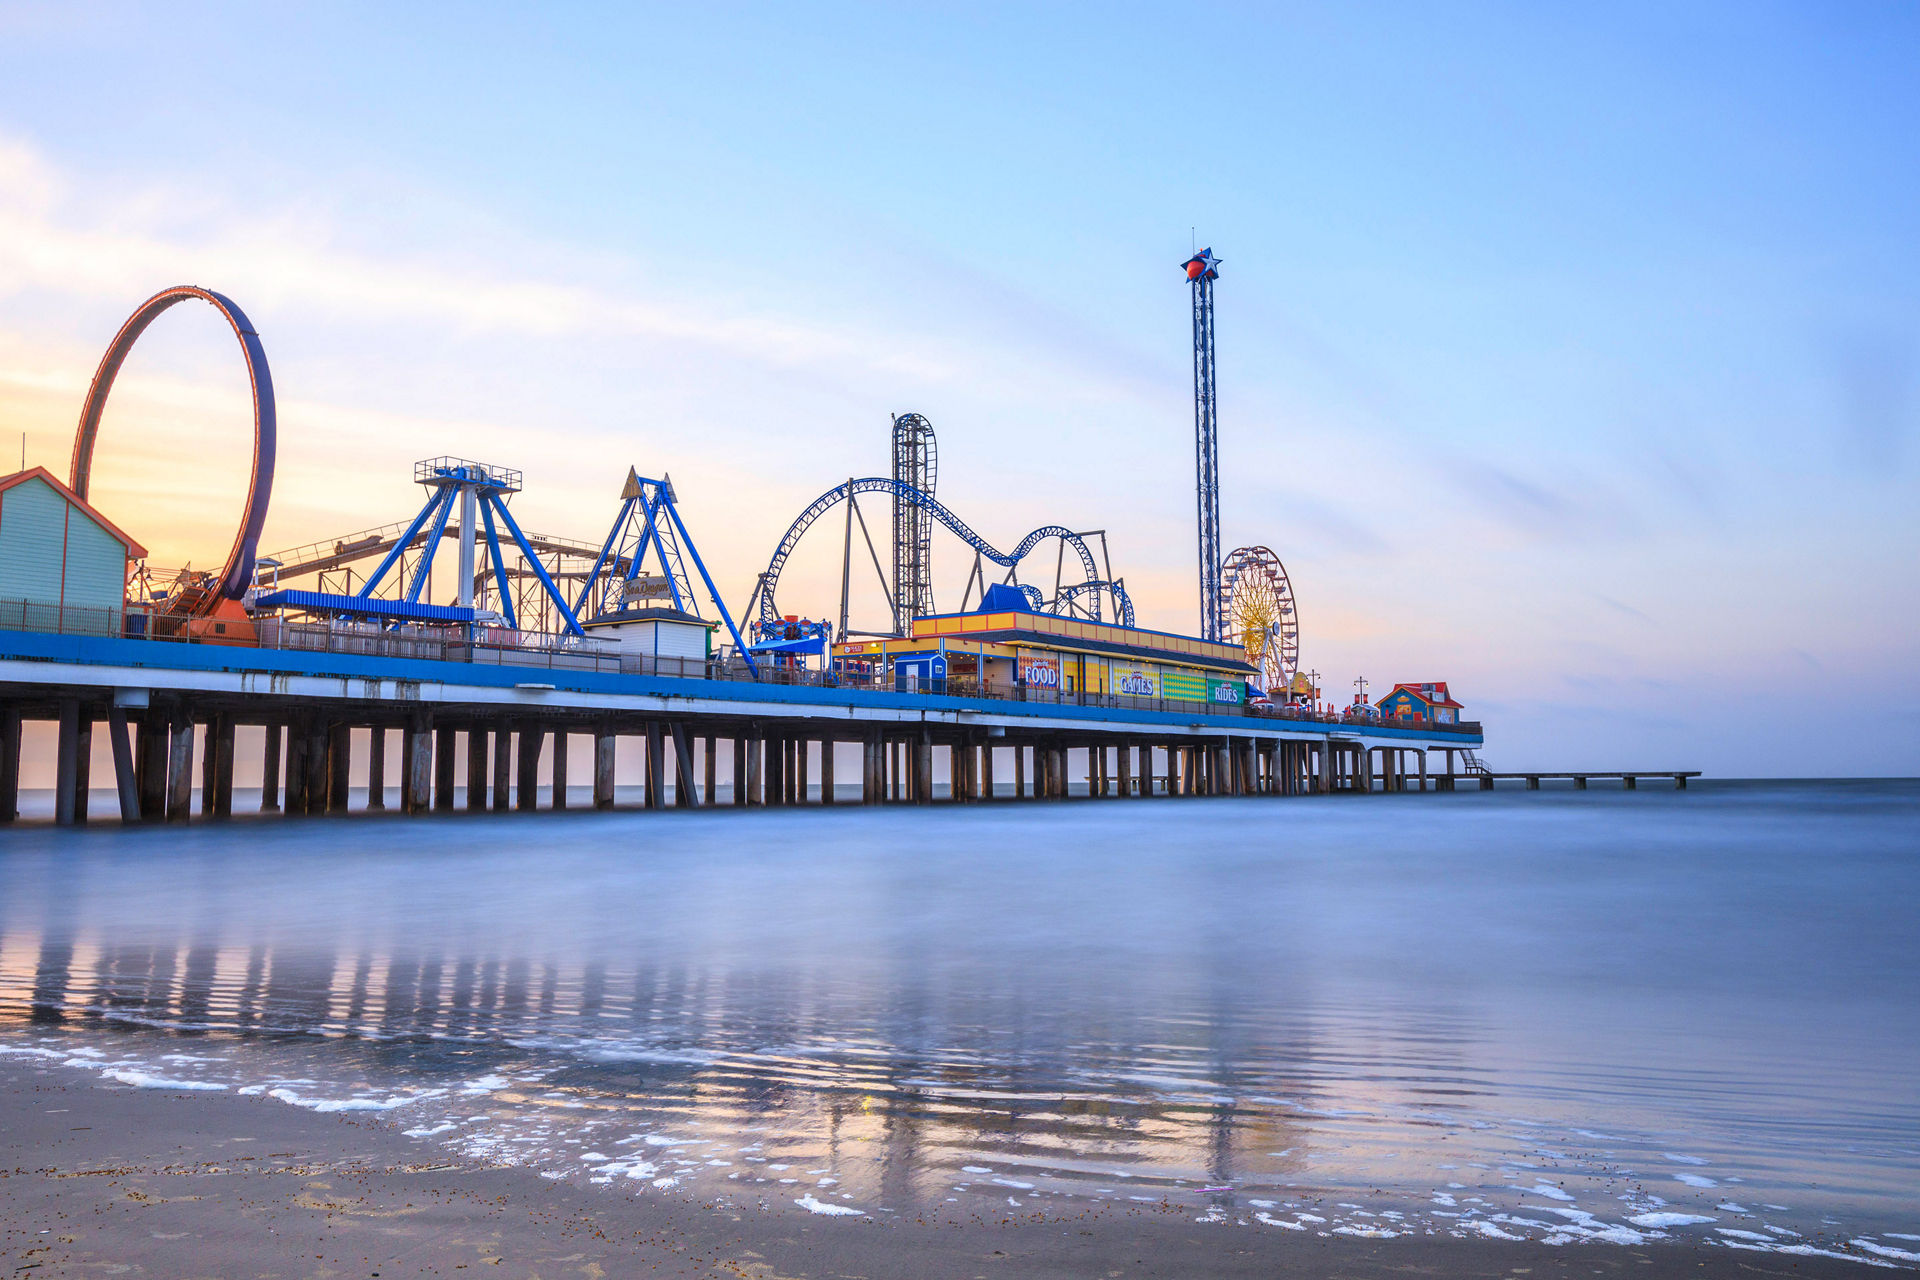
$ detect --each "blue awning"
[749,635,826,656]
[256,590,477,624]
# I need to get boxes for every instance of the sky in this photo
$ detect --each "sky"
[0,1,1915,777]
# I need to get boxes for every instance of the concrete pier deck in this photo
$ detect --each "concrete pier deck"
[1,627,1484,823]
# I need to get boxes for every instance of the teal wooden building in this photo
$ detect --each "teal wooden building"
[0,467,146,636]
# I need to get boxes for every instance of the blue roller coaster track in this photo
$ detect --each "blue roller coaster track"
[744,477,1135,632]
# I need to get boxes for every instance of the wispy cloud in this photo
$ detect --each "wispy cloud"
[1830,328,1913,475]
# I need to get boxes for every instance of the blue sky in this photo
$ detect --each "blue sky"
[0,2,1914,775]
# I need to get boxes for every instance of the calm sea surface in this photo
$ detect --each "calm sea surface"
[2,781,1916,1261]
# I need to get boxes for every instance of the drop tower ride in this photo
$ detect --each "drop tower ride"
[1183,247,1223,642]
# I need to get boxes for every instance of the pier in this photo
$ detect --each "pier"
[0,281,1697,826]
[0,624,1484,824]
[1472,771,1700,790]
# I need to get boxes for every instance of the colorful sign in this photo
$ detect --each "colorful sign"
[1161,670,1208,700]
[1208,677,1245,705]
[1017,654,1061,689]
[1113,667,1156,697]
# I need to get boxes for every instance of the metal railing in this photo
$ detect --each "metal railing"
[0,598,1482,734]
[0,600,125,639]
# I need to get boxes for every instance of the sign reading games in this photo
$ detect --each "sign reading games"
[1114,668,1156,697]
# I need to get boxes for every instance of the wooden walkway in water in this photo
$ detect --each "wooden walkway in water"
[1469,771,1701,790]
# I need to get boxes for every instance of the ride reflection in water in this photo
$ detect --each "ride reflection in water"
[1,783,1916,1255]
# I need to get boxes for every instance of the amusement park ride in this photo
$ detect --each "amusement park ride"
[1185,248,1304,700]
[255,462,755,667]
[740,411,1138,650]
[85,245,1305,699]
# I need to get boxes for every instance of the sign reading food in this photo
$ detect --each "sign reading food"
[1017,655,1061,688]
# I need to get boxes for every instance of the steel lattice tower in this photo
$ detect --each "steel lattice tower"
[1183,248,1223,642]
[890,412,937,634]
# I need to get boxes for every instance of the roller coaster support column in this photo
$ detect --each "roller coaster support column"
[457,485,477,609]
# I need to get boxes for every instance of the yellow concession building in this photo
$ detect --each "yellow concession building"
[832,604,1258,705]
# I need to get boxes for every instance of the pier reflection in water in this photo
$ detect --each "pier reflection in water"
[1,783,1916,1244]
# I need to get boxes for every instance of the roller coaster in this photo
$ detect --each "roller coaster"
[741,415,1135,638]
[71,285,1292,690]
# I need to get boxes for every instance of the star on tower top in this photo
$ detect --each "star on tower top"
[1182,247,1221,282]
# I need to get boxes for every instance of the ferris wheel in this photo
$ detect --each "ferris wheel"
[1220,546,1300,694]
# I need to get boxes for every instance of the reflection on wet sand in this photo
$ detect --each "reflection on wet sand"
[2,785,1916,1250]
[0,927,1351,1204]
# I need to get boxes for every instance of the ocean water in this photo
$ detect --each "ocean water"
[1,781,1916,1264]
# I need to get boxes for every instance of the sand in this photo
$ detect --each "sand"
[0,1055,1891,1279]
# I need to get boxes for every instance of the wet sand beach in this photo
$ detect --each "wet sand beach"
[4,784,1916,1274]
[0,1057,1894,1279]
